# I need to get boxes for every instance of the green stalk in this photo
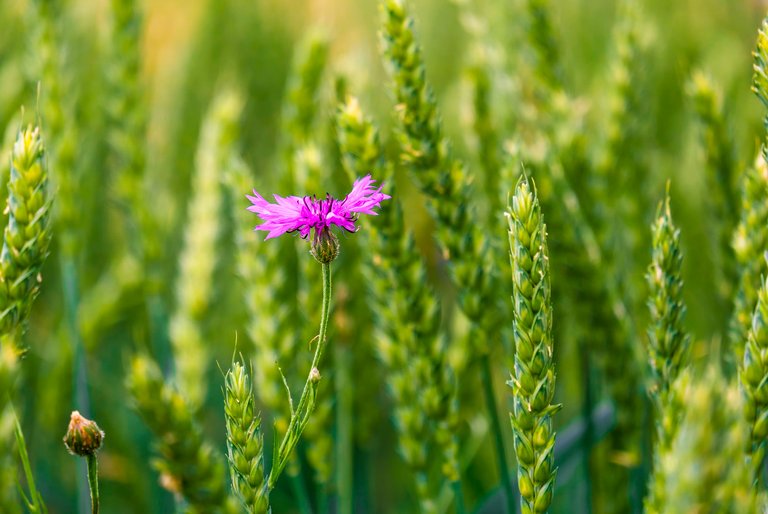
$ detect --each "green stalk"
[14,413,46,513]
[270,262,333,489]
[451,479,465,514]
[318,484,330,514]
[289,472,314,514]
[86,454,99,514]
[481,354,514,514]
[335,343,353,514]
[580,345,594,513]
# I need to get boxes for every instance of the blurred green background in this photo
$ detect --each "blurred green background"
[1,0,767,512]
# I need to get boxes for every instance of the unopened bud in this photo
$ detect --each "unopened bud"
[309,367,321,383]
[311,228,339,264]
[63,411,104,457]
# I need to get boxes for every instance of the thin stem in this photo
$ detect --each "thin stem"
[318,483,330,514]
[86,454,99,514]
[335,342,353,514]
[581,342,594,513]
[354,447,370,513]
[480,353,514,514]
[289,471,314,514]
[270,262,333,489]
[451,479,465,514]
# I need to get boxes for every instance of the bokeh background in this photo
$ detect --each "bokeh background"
[2,0,768,512]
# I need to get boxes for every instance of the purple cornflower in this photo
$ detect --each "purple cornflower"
[247,174,390,262]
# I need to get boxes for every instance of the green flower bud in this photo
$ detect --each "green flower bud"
[311,228,340,264]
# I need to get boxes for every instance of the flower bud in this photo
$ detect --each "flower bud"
[63,411,104,457]
[309,367,322,383]
[311,228,340,264]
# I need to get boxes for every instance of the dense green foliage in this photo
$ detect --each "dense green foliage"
[2,0,768,513]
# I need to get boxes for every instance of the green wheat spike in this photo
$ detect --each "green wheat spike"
[281,32,329,189]
[507,176,560,514]
[224,360,270,513]
[30,0,80,257]
[688,71,738,312]
[731,154,768,362]
[380,0,499,349]
[660,368,759,512]
[337,96,460,512]
[644,189,689,513]
[740,267,768,485]
[0,126,52,347]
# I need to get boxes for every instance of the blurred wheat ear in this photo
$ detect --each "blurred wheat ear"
[643,188,689,513]
[380,2,511,509]
[660,368,760,511]
[127,353,237,513]
[169,90,242,409]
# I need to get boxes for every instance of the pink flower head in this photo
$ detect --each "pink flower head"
[246,174,390,243]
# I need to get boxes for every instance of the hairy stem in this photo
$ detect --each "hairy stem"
[270,262,333,489]
[87,454,99,514]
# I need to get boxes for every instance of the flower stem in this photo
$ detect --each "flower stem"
[270,262,333,489]
[86,453,99,514]
[480,353,514,514]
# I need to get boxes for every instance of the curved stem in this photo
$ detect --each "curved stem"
[269,262,332,489]
[481,353,515,514]
[86,454,99,514]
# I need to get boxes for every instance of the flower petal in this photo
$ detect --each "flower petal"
[246,190,309,239]
[338,174,391,217]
